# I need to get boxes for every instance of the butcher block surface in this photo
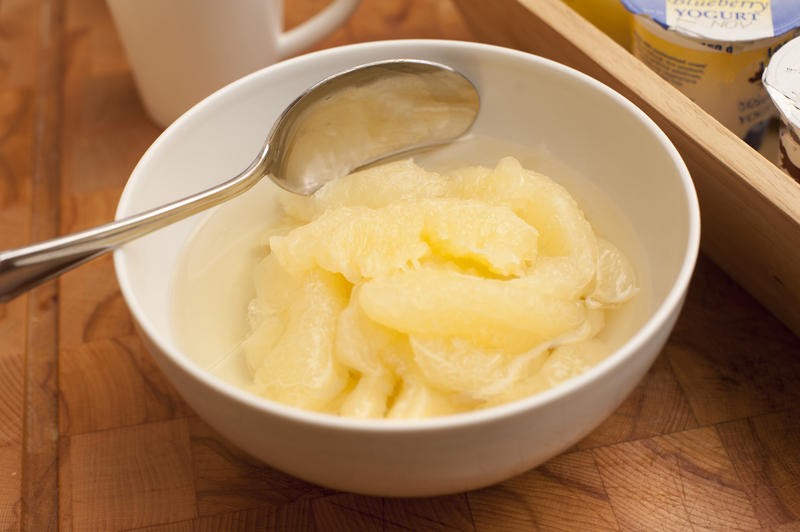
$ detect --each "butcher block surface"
[1,0,799,530]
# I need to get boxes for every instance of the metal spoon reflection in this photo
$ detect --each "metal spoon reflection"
[0,59,480,301]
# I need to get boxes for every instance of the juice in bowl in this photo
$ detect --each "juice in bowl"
[621,0,800,148]
[172,136,650,420]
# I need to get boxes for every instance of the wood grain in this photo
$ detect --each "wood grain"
[59,335,191,436]
[187,417,330,518]
[0,352,23,530]
[58,0,159,352]
[667,261,800,426]
[469,450,618,530]
[21,0,63,530]
[0,0,37,528]
[576,355,698,450]
[129,503,316,532]
[1,0,800,530]
[64,419,197,531]
[593,427,760,530]
[716,407,800,528]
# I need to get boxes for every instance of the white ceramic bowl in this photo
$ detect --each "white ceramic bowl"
[114,40,700,497]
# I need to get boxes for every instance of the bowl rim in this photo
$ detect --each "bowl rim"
[114,38,701,433]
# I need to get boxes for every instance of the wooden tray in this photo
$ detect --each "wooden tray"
[454,0,800,337]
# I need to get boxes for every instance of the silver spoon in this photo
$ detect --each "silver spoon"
[0,59,479,302]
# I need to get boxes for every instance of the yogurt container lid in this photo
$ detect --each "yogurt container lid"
[764,36,800,127]
[621,0,800,41]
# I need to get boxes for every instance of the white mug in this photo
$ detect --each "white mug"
[107,0,360,127]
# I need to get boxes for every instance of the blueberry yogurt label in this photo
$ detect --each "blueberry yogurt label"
[622,0,800,147]
[665,1,776,40]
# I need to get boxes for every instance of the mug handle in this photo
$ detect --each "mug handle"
[276,0,360,59]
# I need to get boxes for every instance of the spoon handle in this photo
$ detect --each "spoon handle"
[0,156,267,303]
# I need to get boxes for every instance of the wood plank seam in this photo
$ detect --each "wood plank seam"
[20,0,63,530]
[461,492,478,532]
[587,443,624,530]
[577,408,799,452]
[58,414,196,439]
[663,347,706,433]
[710,422,761,527]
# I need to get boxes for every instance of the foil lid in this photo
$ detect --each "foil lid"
[621,0,800,42]
[764,36,800,127]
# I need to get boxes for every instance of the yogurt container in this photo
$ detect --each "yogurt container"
[763,36,800,181]
[621,0,800,148]
[562,0,633,49]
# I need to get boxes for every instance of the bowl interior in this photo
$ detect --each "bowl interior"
[114,40,698,419]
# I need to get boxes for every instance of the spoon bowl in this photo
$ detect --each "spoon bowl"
[270,60,480,194]
[0,59,478,301]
